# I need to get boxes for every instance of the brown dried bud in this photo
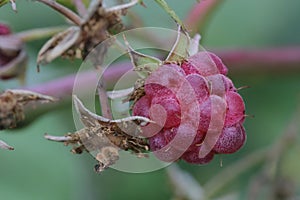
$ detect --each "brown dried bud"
[37,0,138,65]
[0,89,56,130]
[45,95,152,172]
[0,23,27,82]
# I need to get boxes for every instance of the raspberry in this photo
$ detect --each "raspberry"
[182,147,215,164]
[0,24,11,35]
[150,96,181,128]
[132,51,246,165]
[213,123,246,154]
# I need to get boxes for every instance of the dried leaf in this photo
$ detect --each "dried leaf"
[0,34,28,82]
[37,26,81,65]
[37,0,138,65]
[0,89,57,130]
[46,95,151,172]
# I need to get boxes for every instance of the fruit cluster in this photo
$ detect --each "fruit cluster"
[133,52,246,164]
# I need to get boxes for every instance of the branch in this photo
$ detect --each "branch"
[204,107,300,198]
[23,47,300,99]
[36,0,82,25]
[204,148,267,198]
[16,26,67,42]
[185,0,224,35]
[214,47,300,73]
[97,77,113,119]
[24,62,133,98]
[72,0,87,17]
[166,164,205,200]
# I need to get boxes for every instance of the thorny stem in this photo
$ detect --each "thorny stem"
[185,0,224,35]
[16,26,67,42]
[36,0,82,25]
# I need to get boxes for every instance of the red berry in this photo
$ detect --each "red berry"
[132,95,150,118]
[0,24,11,35]
[150,96,181,128]
[132,51,246,165]
[182,147,215,164]
[181,52,227,76]
[186,74,209,104]
[213,123,246,154]
[225,91,245,126]
[207,52,228,75]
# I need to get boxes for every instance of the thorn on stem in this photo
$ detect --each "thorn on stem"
[44,133,74,142]
[237,85,251,91]
[0,140,14,150]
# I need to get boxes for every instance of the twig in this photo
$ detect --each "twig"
[205,108,300,198]
[97,78,113,119]
[185,0,224,35]
[203,148,268,198]
[214,47,300,73]
[16,47,300,127]
[23,61,133,98]
[36,0,82,25]
[16,26,67,42]
[154,0,186,30]
[44,133,74,142]
[247,109,299,200]
[73,0,87,17]
[166,164,205,200]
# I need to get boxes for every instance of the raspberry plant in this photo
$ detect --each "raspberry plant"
[1,1,300,200]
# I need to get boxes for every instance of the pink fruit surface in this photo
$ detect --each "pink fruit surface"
[133,51,246,164]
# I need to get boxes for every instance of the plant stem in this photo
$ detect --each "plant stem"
[37,0,82,25]
[214,47,300,73]
[97,76,113,119]
[204,109,299,198]
[73,0,87,17]
[166,164,205,200]
[154,0,185,30]
[24,61,132,98]
[23,47,300,99]
[204,148,267,198]
[16,26,67,42]
[185,0,224,35]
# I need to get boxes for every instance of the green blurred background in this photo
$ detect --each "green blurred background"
[1,0,300,199]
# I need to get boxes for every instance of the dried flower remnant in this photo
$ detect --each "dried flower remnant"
[0,23,27,82]
[0,89,57,130]
[37,0,139,65]
[45,96,152,172]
